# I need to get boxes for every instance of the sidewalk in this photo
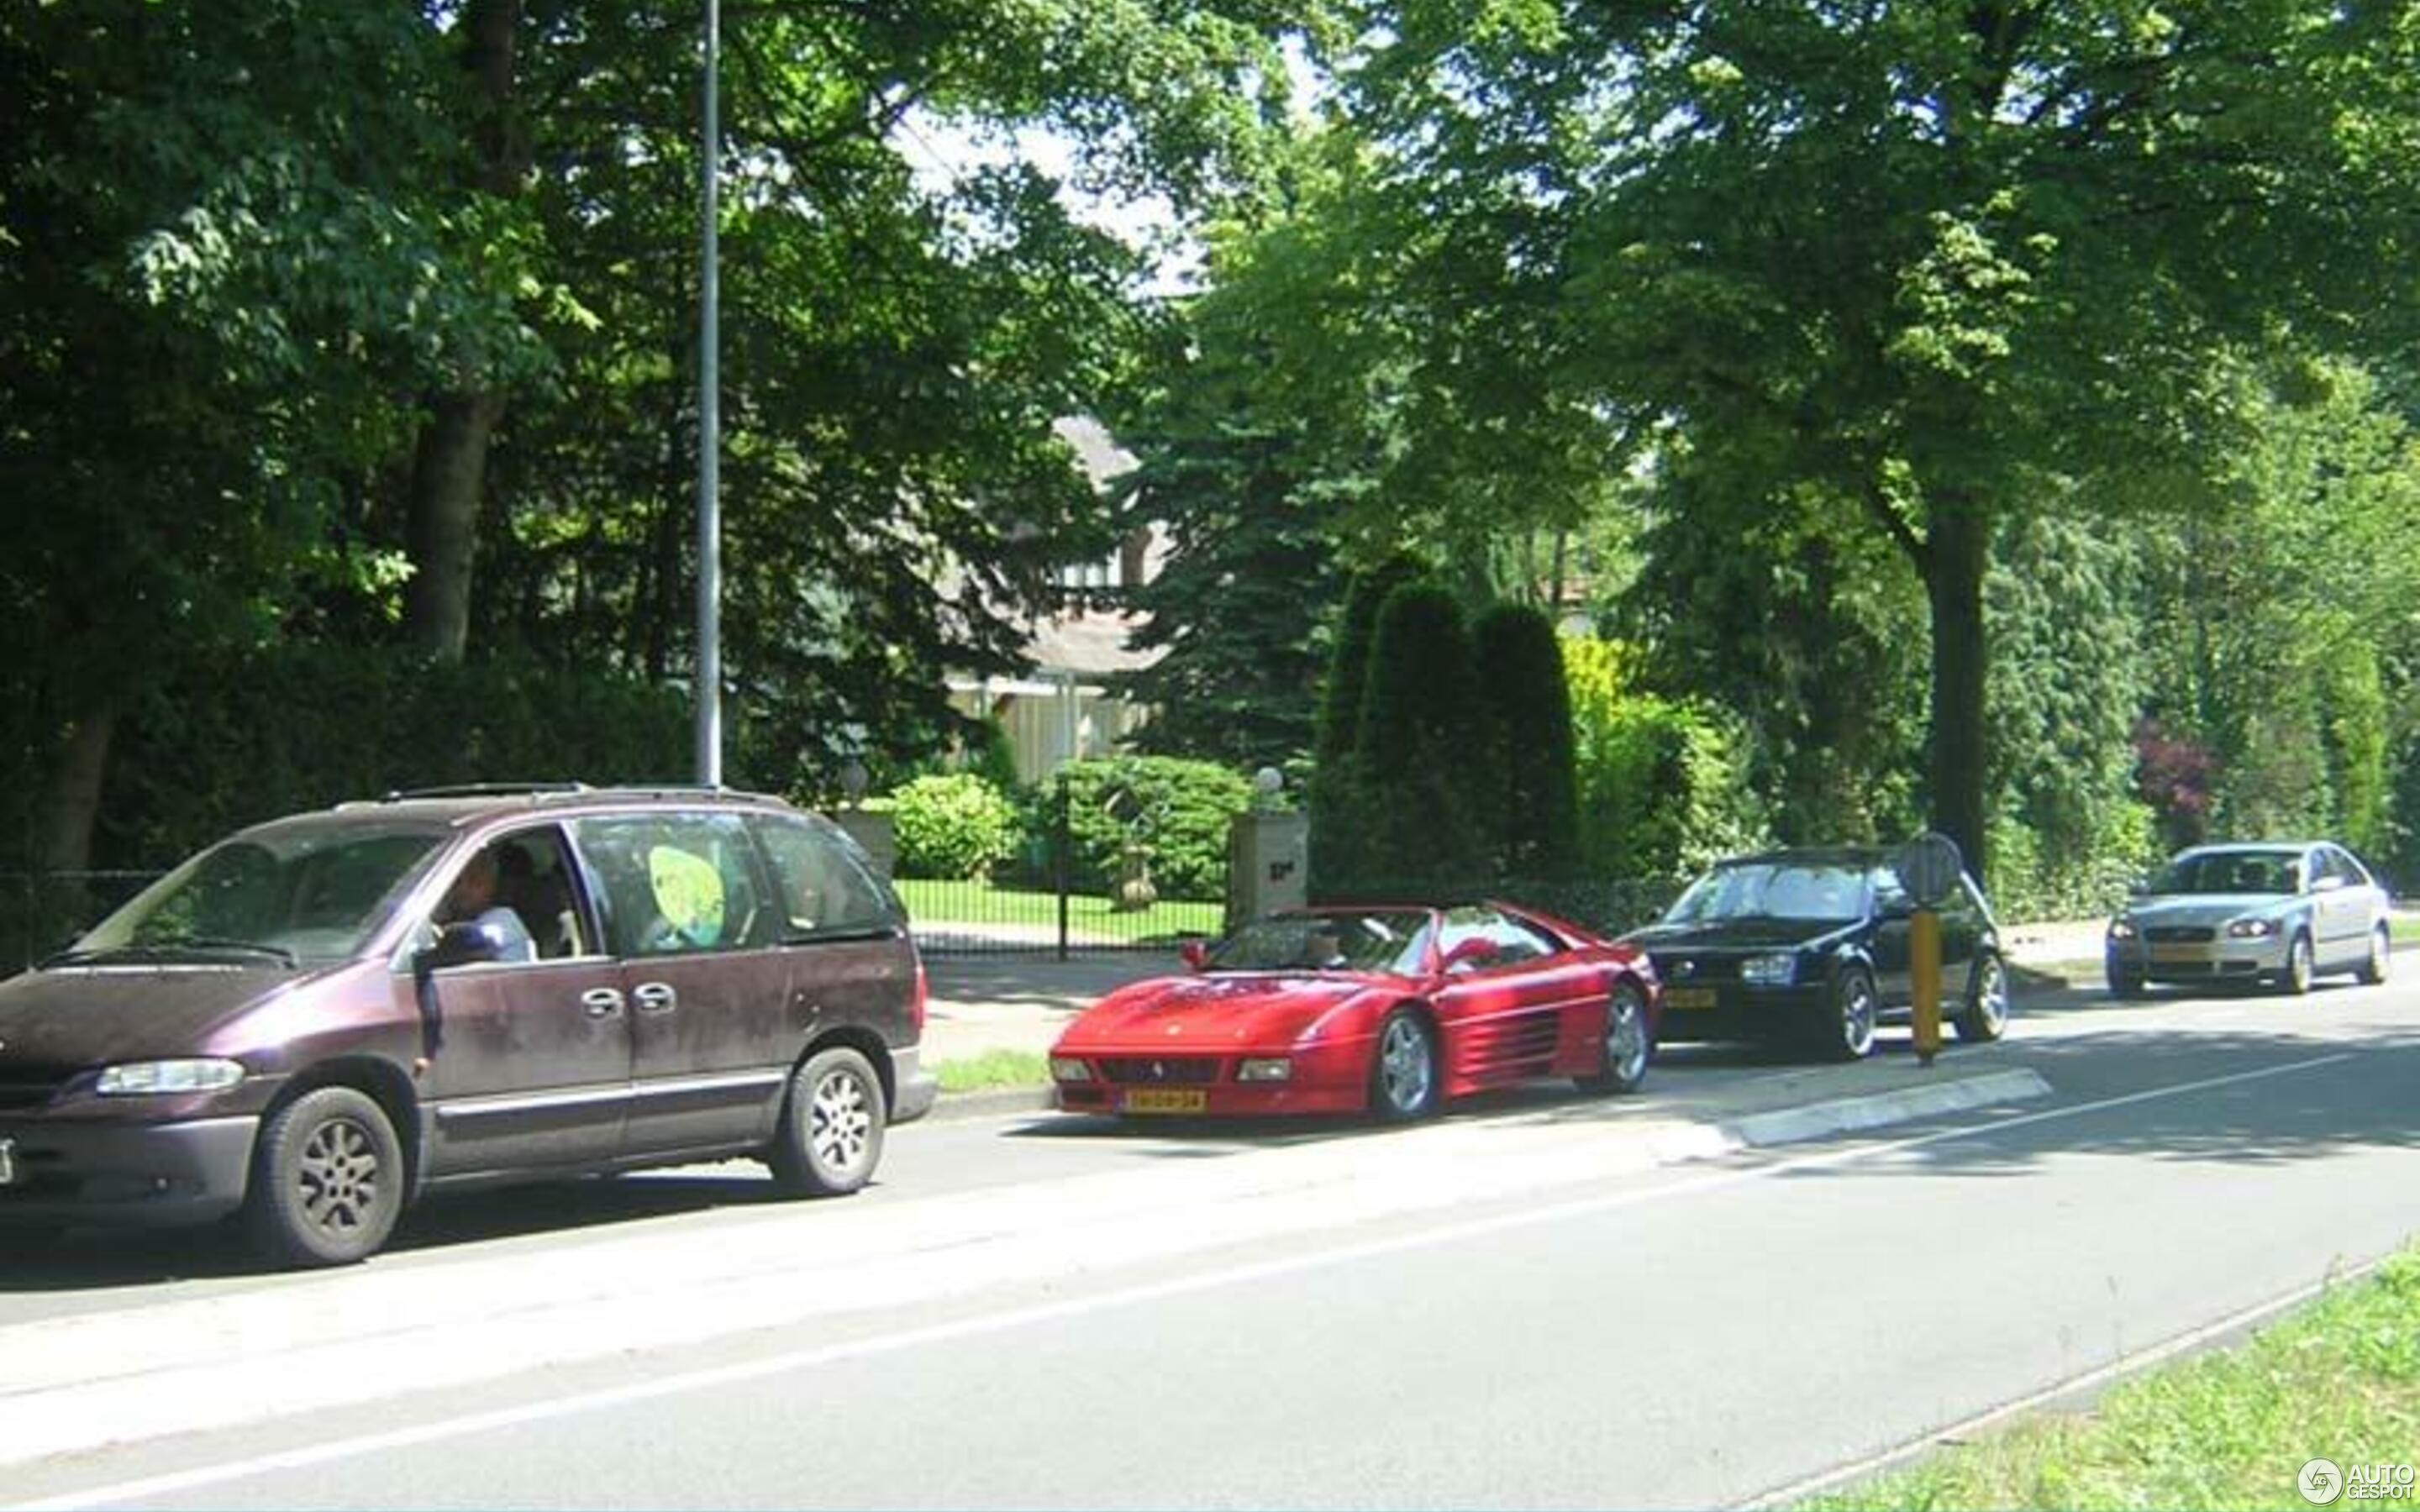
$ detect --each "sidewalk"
[919,920,2129,1069]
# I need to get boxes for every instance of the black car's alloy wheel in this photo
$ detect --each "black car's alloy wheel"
[1828,966,1879,1061]
[1956,953,2011,1042]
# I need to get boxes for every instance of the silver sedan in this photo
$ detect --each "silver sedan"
[2105,842,2393,997]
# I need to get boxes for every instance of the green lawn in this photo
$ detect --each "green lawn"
[2393,916,2420,946]
[891,878,1224,940]
[934,1049,1052,1093]
[1803,1246,2420,1509]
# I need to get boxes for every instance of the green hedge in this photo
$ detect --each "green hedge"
[887,773,1022,880]
[96,643,688,868]
[1056,756,1253,902]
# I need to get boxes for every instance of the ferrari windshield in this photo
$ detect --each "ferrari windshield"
[1206,910,1434,975]
[2148,849,2302,896]
[1661,863,1871,925]
[63,821,451,968]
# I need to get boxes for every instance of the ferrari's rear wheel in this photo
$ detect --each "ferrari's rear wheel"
[1368,1009,1439,1123]
[1577,980,1650,1095]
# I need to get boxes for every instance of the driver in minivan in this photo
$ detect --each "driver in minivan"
[436,847,536,963]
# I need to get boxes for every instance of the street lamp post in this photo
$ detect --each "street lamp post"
[695,0,723,788]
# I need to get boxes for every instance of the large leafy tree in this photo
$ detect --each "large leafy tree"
[1324,0,2420,879]
[0,0,514,869]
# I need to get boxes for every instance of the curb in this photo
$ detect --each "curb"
[923,1085,1057,1123]
[1724,1067,2052,1147]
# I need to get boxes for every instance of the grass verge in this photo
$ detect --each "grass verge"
[1802,1247,2420,1509]
[934,1049,1052,1094]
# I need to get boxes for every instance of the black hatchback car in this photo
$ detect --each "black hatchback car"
[1621,848,2011,1059]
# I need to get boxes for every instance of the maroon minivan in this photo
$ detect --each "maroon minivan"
[0,785,935,1266]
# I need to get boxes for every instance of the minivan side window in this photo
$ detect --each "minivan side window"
[576,813,774,957]
[754,819,897,939]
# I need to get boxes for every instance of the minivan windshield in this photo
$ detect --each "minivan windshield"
[62,822,451,968]
[1661,863,1871,925]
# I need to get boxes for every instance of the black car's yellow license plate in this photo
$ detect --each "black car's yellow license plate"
[1122,1089,1207,1114]
[1664,986,1718,1010]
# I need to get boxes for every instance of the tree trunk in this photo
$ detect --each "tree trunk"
[402,391,506,660]
[398,0,523,664]
[1925,499,1991,885]
[36,706,115,875]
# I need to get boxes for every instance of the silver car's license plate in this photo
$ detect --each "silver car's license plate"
[0,1137,15,1187]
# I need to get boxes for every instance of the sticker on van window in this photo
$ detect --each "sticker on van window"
[648,845,726,948]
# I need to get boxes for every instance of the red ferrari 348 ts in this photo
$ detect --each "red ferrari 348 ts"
[1049,902,1662,1121]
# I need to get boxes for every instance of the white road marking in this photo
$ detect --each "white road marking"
[13,1052,2354,1511]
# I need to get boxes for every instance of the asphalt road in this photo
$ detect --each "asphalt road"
[4,969,2415,1509]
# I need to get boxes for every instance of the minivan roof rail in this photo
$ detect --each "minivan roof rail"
[379,782,595,801]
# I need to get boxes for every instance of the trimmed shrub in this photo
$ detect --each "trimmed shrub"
[1349,584,1486,886]
[1055,756,1254,902]
[1472,605,1579,877]
[1310,557,1427,894]
[888,774,1022,880]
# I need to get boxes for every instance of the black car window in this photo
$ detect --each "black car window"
[576,813,774,957]
[755,818,897,938]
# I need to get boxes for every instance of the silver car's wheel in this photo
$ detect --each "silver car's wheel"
[2359,924,2391,986]
[2282,932,2315,996]
[1828,966,1878,1061]
[1369,1009,1439,1122]
[1956,953,2011,1042]
[1578,980,1651,1095]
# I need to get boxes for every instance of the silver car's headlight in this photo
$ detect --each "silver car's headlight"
[1739,953,1798,986]
[94,1058,246,1096]
[2226,918,2279,939]
[2108,919,2138,941]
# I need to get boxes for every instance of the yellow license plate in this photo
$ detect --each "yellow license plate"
[1122,1089,1207,1114]
[2149,943,2209,963]
[1665,986,1718,1010]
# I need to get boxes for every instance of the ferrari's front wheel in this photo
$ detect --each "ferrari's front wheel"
[1368,1008,1439,1123]
[1578,979,1651,1095]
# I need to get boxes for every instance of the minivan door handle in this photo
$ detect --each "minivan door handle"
[632,981,678,1015]
[581,988,626,1020]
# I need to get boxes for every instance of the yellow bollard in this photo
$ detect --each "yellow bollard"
[1910,908,1942,1068]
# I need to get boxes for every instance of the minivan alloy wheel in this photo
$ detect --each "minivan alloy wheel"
[245,1085,406,1268]
[768,1046,886,1197]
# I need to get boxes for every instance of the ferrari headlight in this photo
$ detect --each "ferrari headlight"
[94,1059,245,1096]
[1048,1057,1092,1083]
[1236,1057,1293,1082]
[1739,953,1798,986]
[2226,917,2279,939]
